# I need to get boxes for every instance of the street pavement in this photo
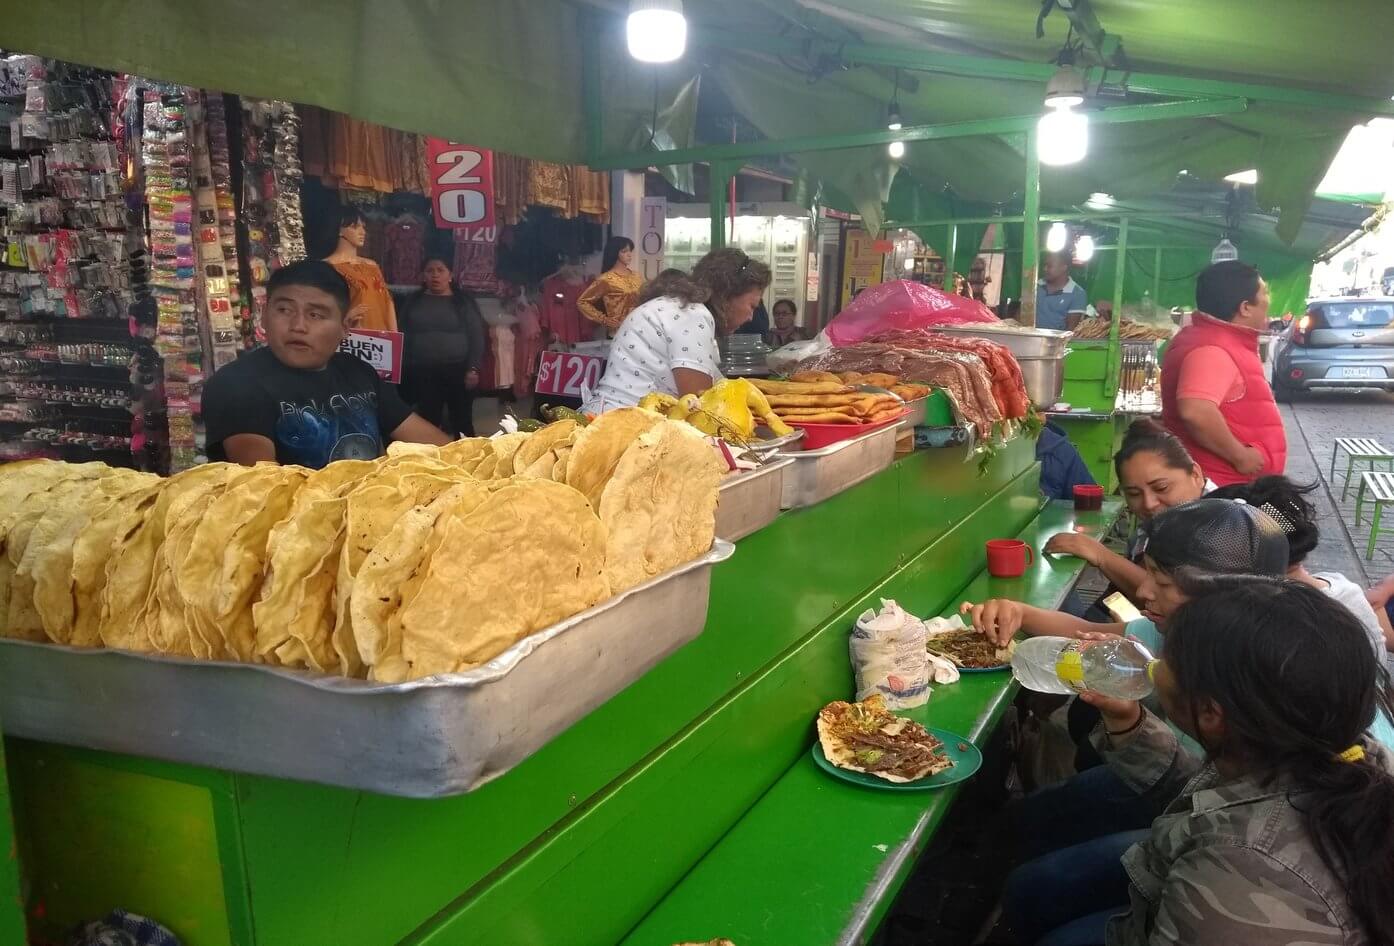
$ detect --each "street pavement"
[1281,389,1394,585]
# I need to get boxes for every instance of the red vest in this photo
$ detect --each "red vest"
[1160,313,1286,486]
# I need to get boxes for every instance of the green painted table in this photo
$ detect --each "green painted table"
[6,437,1076,946]
[621,500,1121,946]
[0,734,24,945]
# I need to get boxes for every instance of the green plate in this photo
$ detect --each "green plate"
[810,727,983,792]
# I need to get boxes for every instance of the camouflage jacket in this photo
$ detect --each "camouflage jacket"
[1098,710,1384,945]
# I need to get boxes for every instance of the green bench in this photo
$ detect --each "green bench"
[1332,437,1394,502]
[621,500,1121,946]
[1355,470,1394,559]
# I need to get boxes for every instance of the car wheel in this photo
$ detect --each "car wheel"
[1274,380,1298,403]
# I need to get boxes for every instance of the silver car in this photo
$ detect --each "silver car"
[1272,298,1394,400]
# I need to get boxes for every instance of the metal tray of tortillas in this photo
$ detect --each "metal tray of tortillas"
[0,540,734,798]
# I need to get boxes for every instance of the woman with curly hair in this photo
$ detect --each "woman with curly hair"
[583,249,771,412]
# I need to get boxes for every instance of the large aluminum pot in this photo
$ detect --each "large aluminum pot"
[1017,354,1067,406]
[931,323,1071,359]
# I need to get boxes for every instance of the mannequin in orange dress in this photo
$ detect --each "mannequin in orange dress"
[577,236,644,332]
[324,206,398,332]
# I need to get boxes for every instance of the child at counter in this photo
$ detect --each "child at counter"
[1008,581,1394,946]
[967,500,1290,859]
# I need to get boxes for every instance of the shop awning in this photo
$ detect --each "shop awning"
[7,0,1392,247]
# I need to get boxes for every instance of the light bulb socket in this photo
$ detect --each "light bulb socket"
[1044,64,1086,108]
[887,102,903,131]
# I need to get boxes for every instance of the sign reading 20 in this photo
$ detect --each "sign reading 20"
[425,139,496,230]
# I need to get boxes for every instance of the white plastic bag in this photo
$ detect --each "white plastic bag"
[850,598,930,709]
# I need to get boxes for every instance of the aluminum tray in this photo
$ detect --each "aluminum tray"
[776,424,898,509]
[0,541,735,798]
[931,323,1070,359]
[716,458,793,542]
[899,396,929,429]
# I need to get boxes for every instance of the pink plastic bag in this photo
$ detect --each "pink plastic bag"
[825,280,999,346]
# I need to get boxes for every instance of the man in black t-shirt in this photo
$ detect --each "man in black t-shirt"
[203,260,451,468]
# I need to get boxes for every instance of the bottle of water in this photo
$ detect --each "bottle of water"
[1140,290,1156,321]
[1011,636,1157,700]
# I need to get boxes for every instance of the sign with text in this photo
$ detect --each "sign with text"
[637,196,667,278]
[425,138,496,230]
[535,350,606,398]
[339,329,404,384]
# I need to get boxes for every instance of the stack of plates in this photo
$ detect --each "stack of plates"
[720,334,772,377]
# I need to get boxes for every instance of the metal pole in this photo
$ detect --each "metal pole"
[590,99,1247,170]
[1106,216,1129,395]
[1021,127,1040,327]
[942,224,959,292]
[710,161,730,250]
[580,8,603,165]
[885,210,1217,228]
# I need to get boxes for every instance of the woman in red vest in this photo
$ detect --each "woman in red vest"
[1160,261,1287,486]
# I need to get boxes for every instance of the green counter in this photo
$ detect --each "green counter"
[6,436,1045,946]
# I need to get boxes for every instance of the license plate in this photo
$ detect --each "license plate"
[1329,366,1385,380]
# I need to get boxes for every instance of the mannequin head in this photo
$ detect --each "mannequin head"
[602,236,635,273]
[336,206,367,255]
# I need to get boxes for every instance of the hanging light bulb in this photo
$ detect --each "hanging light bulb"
[1038,105,1088,166]
[1075,233,1096,262]
[1046,222,1069,253]
[627,0,687,63]
[888,139,906,159]
[1211,237,1239,263]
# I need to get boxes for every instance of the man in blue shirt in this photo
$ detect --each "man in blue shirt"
[1035,251,1089,330]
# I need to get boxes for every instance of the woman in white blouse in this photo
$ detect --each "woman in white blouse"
[583,248,772,413]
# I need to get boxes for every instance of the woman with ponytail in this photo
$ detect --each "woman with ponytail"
[1025,579,1394,945]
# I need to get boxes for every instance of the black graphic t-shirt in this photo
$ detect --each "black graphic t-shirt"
[203,347,413,469]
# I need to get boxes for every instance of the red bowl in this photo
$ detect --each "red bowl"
[785,409,909,449]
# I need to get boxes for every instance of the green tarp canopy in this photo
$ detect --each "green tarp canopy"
[7,0,1391,260]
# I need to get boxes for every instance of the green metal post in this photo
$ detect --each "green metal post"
[710,161,730,250]
[580,9,603,165]
[942,224,959,291]
[1154,246,1163,301]
[1106,216,1129,395]
[0,737,25,945]
[1021,128,1041,327]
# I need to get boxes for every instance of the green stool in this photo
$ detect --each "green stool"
[1354,471,1394,559]
[1331,437,1394,502]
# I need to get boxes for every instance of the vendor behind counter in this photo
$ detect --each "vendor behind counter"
[202,260,452,468]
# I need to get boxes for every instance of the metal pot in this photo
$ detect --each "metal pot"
[1017,354,1067,406]
[931,324,1071,359]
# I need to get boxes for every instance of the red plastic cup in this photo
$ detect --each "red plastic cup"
[986,539,1035,578]
[1073,484,1105,511]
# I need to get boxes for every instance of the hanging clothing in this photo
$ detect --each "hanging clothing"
[331,258,398,332]
[526,160,572,213]
[491,324,516,388]
[574,168,610,221]
[512,297,545,398]
[452,238,498,295]
[576,268,643,331]
[494,153,530,226]
[540,273,590,345]
[384,216,427,285]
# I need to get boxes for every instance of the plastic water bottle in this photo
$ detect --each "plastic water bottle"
[1010,636,1157,700]
[1140,290,1156,321]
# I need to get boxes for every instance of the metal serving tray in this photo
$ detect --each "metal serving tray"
[0,541,735,799]
[776,424,898,509]
[716,458,794,542]
[899,396,929,429]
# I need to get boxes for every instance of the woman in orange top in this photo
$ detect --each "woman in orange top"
[324,206,397,332]
[577,236,643,332]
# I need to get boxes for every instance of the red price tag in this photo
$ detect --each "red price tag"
[535,351,606,398]
[425,138,496,230]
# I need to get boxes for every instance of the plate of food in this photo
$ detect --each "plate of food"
[925,628,1013,672]
[811,695,983,791]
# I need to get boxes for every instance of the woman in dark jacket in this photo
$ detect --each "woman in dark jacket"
[398,254,486,436]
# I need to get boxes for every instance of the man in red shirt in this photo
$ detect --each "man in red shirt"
[1159,261,1286,485]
